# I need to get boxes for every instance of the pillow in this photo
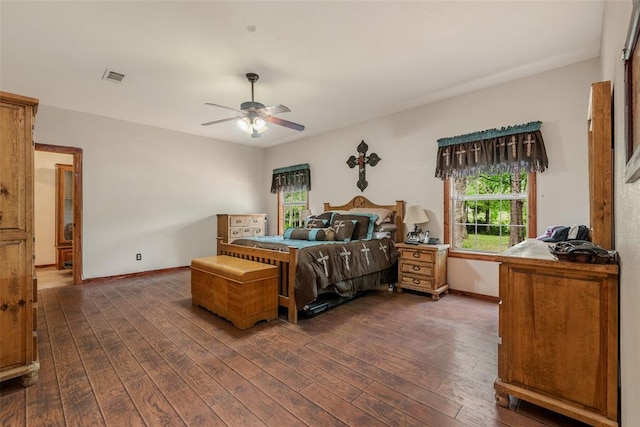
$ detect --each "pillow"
[374,223,398,233]
[374,223,399,240]
[305,219,328,228]
[310,211,333,222]
[283,227,332,241]
[309,210,350,226]
[321,227,335,241]
[332,213,376,240]
[349,207,393,225]
[331,220,357,242]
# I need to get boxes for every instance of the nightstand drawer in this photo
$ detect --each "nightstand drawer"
[399,274,434,290]
[399,261,433,277]
[398,247,434,263]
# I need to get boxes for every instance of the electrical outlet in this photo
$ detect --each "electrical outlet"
[136,253,142,261]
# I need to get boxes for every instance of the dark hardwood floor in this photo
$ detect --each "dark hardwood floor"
[1,269,589,426]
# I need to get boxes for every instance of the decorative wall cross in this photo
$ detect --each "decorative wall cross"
[346,140,381,192]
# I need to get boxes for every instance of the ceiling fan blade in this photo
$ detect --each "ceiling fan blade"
[266,115,305,132]
[204,103,242,113]
[260,104,291,115]
[201,116,238,126]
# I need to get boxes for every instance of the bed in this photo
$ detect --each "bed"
[217,196,405,323]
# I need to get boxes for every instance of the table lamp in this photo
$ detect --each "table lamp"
[403,205,429,244]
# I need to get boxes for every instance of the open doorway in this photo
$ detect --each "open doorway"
[34,143,83,286]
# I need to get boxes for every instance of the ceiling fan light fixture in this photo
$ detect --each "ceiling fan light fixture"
[237,117,251,133]
[237,115,268,135]
[253,117,266,130]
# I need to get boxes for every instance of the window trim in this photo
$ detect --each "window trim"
[443,171,537,261]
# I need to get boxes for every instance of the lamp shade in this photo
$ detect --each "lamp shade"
[404,205,429,225]
[300,209,312,220]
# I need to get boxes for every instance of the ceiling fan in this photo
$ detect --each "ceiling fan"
[202,72,305,138]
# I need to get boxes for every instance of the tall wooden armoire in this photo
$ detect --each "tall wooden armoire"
[0,92,40,386]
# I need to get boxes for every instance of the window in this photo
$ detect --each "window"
[446,171,536,257]
[270,163,311,234]
[278,189,308,234]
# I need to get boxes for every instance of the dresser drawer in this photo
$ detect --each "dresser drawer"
[230,216,251,227]
[248,216,263,227]
[399,261,433,277]
[229,227,243,239]
[398,247,434,263]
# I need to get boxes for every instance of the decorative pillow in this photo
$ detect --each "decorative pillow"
[321,227,335,241]
[305,219,328,228]
[310,212,333,222]
[283,227,332,241]
[349,207,393,225]
[332,213,376,240]
[331,220,357,242]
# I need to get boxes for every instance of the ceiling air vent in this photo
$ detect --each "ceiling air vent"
[101,69,125,83]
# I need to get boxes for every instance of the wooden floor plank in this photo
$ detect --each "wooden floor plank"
[0,268,590,427]
[0,380,26,427]
[25,303,66,427]
[210,394,267,426]
[123,375,186,427]
[165,387,227,427]
[230,381,305,426]
[300,382,387,427]
[249,372,346,427]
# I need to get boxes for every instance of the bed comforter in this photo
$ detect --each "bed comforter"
[230,237,399,309]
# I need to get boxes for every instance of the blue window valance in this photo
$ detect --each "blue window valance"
[270,163,311,193]
[435,121,548,180]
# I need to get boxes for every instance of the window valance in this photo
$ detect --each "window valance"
[435,121,548,180]
[270,163,311,193]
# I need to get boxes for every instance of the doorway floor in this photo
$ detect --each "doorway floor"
[36,266,73,290]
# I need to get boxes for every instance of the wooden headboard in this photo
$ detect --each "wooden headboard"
[323,196,405,241]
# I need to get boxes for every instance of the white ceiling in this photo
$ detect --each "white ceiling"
[0,1,606,147]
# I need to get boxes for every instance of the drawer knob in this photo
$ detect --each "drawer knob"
[412,265,420,271]
[412,252,420,258]
[0,303,7,311]
[412,278,421,284]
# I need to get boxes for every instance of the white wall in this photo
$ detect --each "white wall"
[33,106,266,279]
[601,2,639,425]
[34,151,73,266]
[266,58,599,297]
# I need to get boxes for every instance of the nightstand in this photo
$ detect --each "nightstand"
[396,243,449,300]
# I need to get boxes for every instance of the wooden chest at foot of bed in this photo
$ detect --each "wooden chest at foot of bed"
[191,255,279,330]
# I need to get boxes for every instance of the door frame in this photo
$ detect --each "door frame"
[35,143,83,285]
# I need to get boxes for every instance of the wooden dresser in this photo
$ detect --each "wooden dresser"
[395,243,449,300]
[217,214,266,243]
[494,239,619,426]
[0,92,40,386]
